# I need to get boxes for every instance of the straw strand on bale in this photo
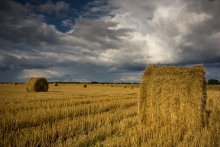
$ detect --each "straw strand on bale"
[26,77,49,92]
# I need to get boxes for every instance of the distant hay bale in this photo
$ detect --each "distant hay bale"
[55,83,58,86]
[26,77,49,92]
[84,84,87,88]
[139,65,208,131]
[13,82,18,85]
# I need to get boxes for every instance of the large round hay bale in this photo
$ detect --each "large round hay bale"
[26,77,49,92]
[139,65,207,131]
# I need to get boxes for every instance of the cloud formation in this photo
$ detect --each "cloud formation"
[106,0,220,65]
[39,1,70,14]
[0,0,220,82]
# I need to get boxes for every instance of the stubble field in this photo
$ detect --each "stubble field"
[0,84,220,146]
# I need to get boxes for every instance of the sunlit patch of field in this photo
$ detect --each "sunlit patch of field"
[0,84,219,146]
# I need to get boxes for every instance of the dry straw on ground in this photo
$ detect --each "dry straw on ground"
[26,77,49,92]
[139,65,208,132]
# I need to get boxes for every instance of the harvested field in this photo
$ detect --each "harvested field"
[0,84,220,146]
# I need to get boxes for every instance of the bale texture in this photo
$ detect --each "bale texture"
[26,77,49,92]
[139,65,208,131]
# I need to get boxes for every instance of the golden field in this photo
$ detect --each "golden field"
[0,84,220,146]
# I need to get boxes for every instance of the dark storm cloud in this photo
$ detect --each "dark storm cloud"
[0,51,58,71]
[174,0,220,64]
[205,62,220,68]
[121,63,146,72]
[0,0,135,82]
[81,0,115,19]
[70,19,132,50]
[0,0,220,82]
[0,0,61,46]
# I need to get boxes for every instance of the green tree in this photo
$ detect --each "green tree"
[208,79,219,85]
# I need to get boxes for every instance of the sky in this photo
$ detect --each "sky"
[0,0,220,82]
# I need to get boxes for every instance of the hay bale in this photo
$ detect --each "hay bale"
[13,82,18,85]
[55,83,58,86]
[26,77,49,92]
[84,84,87,88]
[139,65,208,131]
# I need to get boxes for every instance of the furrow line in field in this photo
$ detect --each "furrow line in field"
[2,106,138,147]
[1,100,137,133]
[55,116,139,147]
[1,96,136,113]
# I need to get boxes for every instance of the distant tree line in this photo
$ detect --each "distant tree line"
[2,79,220,85]
[207,79,220,85]
[48,81,140,85]
[0,81,140,85]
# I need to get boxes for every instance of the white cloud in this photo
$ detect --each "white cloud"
[20,69,64,80]
[118,75,139,82]
[62,19,73,27]
[39,1,69,13]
